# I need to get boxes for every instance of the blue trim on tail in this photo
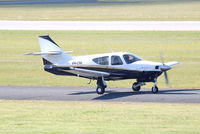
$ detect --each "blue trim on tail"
[39,35,59,47]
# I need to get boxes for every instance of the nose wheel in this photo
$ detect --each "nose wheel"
[151,85,159,93]
[152,78,159,94]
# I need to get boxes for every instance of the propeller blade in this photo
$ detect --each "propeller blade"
[160,52,164,65]
[164,71,169,87]
[160,52,170,87]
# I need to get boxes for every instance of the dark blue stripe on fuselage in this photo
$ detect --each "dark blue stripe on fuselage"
[44,66,162,82]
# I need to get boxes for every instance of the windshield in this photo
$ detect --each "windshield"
[123,54,142,64]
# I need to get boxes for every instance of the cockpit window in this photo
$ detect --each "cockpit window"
[93,56,109,65]
[123,54,141,64]
[111,56,123,65]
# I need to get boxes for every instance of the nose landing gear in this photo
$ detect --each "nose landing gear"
[151,85,159,93]
[151,79,159,94]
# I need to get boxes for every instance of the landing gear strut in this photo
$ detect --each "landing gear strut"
[151,79,159,94]
[96,77,107,94]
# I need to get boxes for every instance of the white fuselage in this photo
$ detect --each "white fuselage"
[67,52,162,72]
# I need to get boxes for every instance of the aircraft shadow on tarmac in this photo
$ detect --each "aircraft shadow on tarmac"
[68,89,200,100]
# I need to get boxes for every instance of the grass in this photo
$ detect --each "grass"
[0,30,200,89]
[0,0,200,20]
[0,100,199,134]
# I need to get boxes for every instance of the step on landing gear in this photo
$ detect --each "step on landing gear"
[96,77,107,95]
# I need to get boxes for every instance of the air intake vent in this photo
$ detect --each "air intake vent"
[155,66,159,69]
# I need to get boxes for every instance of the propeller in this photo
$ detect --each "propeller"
[160,53,170,87]
[164,71,169,86]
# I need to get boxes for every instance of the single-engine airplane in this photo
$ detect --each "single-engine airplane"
[26,35,179,94]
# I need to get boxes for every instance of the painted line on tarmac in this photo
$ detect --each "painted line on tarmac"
[0,21,200,31]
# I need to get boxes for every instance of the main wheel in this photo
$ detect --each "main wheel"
[151,85,158,94]
[96,86,105,94]
[132,83,141,91]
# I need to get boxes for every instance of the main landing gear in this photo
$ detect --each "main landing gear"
[96,77,107,94]
[132,82,145,92]
[132,79,159,94]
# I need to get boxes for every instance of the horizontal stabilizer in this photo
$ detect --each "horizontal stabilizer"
[165,61,179,67]
[25,51,73,56]
[24,51,62,56]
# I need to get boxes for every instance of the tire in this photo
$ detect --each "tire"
[96,86,105,94]
[132,83,141,91]
[151,86,159,94]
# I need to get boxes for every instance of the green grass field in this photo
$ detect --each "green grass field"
[0,30,199,89]
[0,1,199,133]
[0,100,199,134]
[0,0,199,20]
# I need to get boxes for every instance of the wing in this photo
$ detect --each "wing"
[165,61,179,67]
[67,67,110,78]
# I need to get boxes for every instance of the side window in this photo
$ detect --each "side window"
[92,56,109,65]
[123,54,141,64]
[111,56,123,65]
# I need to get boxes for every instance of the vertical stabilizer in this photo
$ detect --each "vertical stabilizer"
[39,35,72,66]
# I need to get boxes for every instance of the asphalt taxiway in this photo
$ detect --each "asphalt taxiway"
[0,86,199,103]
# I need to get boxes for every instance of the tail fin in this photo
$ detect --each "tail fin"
[39,35,72,66]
